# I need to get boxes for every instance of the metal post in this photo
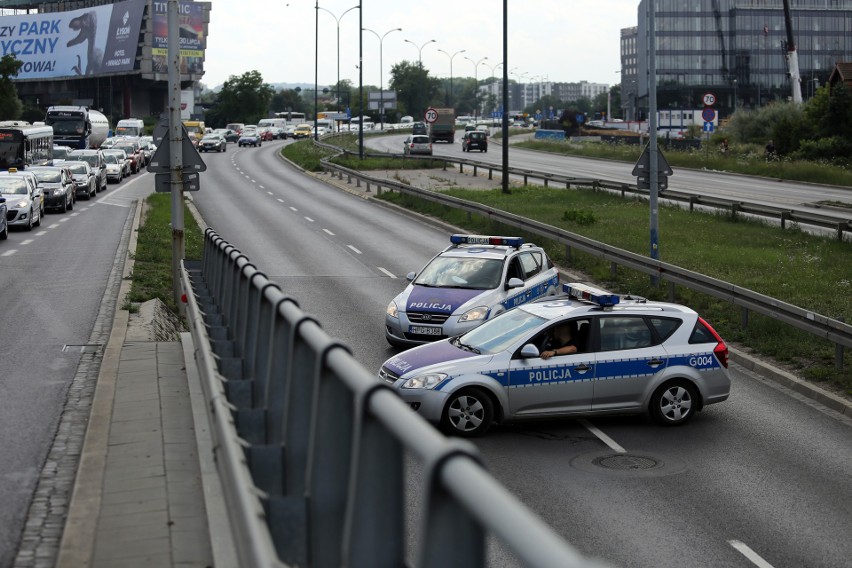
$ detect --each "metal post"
[358,0,364,159]
[167,0,184,308]
[648,0,660,285]
[501,0,509,194]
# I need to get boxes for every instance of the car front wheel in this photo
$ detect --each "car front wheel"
[650,380,698,426]
[441,388,494,437]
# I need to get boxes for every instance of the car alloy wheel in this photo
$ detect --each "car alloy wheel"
[650,380,698,426]
[441,388,494,437]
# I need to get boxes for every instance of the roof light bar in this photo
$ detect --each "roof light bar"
[450,234,524,247]
[562,283,620,307]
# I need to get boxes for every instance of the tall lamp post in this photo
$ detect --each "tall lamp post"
[363,26,401,131]
[404,39,436,67]
[316,2,359,133]
[464,55,487,120]
[437,48,465,107]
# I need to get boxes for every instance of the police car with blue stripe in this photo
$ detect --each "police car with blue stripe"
[385,234,560,347]
[379,283,732,436]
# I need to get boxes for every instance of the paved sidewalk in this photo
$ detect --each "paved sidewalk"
[53,197,216,567]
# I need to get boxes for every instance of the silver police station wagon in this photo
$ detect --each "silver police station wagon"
[385,234,560,347]
[379,283,732,436]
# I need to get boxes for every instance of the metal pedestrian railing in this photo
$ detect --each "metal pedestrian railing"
[181,228,613,568]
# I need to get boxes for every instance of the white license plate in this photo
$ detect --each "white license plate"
[409,325,442,336]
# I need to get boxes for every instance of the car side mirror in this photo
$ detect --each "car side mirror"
[406,271,416,282]
[520,344,540,358]
[506,277,524,290]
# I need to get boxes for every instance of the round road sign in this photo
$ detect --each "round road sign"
[702,92,716,106]
[424,107,439,124]
[702,107,716,122]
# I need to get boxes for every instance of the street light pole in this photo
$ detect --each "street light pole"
[404,39,436,67]
[317,3,359,132]
[437,48,465,107]
[363,27,401,131]
[464,55,487,120]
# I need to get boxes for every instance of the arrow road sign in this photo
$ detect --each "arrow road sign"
[631,146,674,177]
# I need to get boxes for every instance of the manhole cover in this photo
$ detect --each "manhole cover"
[593,454,659,471]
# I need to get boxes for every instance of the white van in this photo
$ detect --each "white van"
[115,118,145,138]
[257,118,287,139]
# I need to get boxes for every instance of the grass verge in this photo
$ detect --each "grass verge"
[282,135,446,172]
[126,193,204,316]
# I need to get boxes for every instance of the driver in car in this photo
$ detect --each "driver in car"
[540,322,580,359]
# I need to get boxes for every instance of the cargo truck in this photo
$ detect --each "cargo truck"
[428,107,455,143]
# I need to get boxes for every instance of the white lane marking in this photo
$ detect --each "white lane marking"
[267,191,274,196]
[347,245,362,254]
[289,207,298,212]
[728,541,775,568]
[2,249,17,256]
[304,217,314,223]
[47,223,59,229]
[377,267,397,279]
[244,175,251,179]
[579,419,626,453]
[21,239,33,245]
[59,217,70,223]
[70,212,80,217]
[259,185,265,189]
[277,198,284,203]
[323,229,335,236]
[251,179,257,183]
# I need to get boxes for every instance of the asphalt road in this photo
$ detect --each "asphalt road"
[367,133,852,218]
[189,138,852,568]
[0,171,152,567]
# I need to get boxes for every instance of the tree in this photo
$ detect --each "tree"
[389,61,441,119]
[210,70,274,125]
[0,54,24,119]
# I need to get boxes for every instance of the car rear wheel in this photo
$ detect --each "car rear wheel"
[441,388,494,437]
[650,380,698,426]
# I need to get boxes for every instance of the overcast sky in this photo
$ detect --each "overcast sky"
[202,0,639,89]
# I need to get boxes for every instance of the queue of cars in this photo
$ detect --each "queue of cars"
[379,234,732,436]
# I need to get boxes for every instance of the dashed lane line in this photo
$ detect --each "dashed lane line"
[377,267,396,279]
[728,540,775,568]
[347,245,362,254]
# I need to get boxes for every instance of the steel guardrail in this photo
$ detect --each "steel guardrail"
[316,153,851,356]
[318,137,852,240]
[180,229,613,568]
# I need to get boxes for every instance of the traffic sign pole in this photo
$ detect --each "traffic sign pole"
[167,0,184,311]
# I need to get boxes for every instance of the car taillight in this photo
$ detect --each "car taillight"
[699,317,729,368]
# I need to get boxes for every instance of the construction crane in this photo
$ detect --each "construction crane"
[782,0,803,104]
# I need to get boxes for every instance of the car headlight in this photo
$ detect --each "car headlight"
[458,306,488,323]
[386,300,399,319]
[14,198,31,208]
[402,373,447,390]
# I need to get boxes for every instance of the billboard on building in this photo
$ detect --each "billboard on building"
[0,0,145,80]
[151,1,207,75]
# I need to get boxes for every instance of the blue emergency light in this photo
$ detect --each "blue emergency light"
[450,234,524,248]
[562,283,620,307]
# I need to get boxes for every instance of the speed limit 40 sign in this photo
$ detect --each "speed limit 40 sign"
[702,93,716,106]
[424,107,439,123]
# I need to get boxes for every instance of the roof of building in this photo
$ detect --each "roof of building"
[828,62,852,88]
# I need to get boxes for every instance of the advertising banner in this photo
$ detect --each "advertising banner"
[151,1,207,75]
[0,0,145,80]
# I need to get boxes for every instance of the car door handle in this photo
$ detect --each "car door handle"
[647,358,665,367]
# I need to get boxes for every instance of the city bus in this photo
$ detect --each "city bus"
[274,111,307,125]
[0,125,54,170]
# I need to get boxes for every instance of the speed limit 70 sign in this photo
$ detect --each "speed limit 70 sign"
[424,107,439,123]
[702,93,716,106]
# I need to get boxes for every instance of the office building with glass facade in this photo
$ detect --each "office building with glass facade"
[623,0,852,121]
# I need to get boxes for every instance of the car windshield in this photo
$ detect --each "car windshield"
[104,155,119,164]
[456,308,547,355]
[69,153,98,167]
[66,163,88,173]
[411,136,429,144]
[414,257,503,290]
[0,177,30,194]
[32,170,62,182]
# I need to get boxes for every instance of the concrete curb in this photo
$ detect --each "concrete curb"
[729,348,852,418]
[56,198,142,568]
